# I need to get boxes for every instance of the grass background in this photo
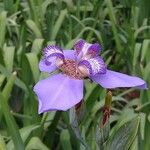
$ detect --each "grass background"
[0,0,150,149]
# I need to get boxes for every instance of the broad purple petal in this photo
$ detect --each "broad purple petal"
[74,39,101,59]
[33,73,84,113]
[39,59,57,73]
[90,70,147,89]
[63,50,76,60]
[78,57,106,76]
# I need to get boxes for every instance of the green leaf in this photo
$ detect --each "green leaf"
[110,108,137,136]
[134,26,150,39]
[96,121,110,149]
[65,27,102,49]
[2,72,16,101]
[15,77,29,96]
[135,101,150,113]
[3,45,15,73]
[26,19,42,38]
[42,0,53,15]
[7,125,40,150]
[143,62,150,80]
[86,84,102,112]
[31,38,44,54]
[4,0,14,14]
[132,43,141,73]
[26,137,49,150]
[141,39,150,62]
[107,116,140,150]
[0,134,6,150]
[69,108,90,150]
[148,114,150,122]
[51,9,67,40]
[0,73,25,150]
[0,74,5,87]
[47,111,62,148]
[26,53,39,82]
[60,129,72,150]
[143,116,150,150]
[0,11,7,48]
[27,0,41,28]
[106,0,122,52]
[139,113,146,140]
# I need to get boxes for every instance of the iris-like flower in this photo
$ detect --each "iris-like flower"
[34,39,147,114]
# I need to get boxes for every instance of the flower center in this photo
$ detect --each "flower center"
[59,59,85,79]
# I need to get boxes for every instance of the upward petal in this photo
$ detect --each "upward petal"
[90,70,147,89]
[43,45,64,63]
[33,73,84,113]
[74,39,101,60]
[78,57,107,76]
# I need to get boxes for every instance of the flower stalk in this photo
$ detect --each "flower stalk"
[101,91,112,126]
[96,91,112,150]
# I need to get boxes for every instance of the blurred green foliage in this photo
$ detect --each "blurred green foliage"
[0,0,150,149]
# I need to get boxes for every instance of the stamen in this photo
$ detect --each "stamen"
[59,59,85,79]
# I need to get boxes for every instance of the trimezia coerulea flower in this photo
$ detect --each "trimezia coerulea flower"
[33,39,147,114]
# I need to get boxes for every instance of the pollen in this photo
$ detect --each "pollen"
[59,59,85,79]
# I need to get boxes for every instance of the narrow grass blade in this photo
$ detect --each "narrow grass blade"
[51,9,67,40]
[26,53,39,83]
[0,11,7,48]
[132,43,141,73]
[141,39,150,62]
[2,72,16,101]
[31,38,44,54]
[60,130,72,150]
[7,125,40,150]
[3,46,15,74]
[0,72,25,150]
[26,137,49,150]
[106,0,122,53]
[0,74,5,87]
[4,0,14,14]
[107,116,140,150]
[0,134,6,150]
[26,19,42,38]
[27,0,40,28]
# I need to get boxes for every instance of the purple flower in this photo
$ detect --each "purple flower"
[34,39,147,114]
